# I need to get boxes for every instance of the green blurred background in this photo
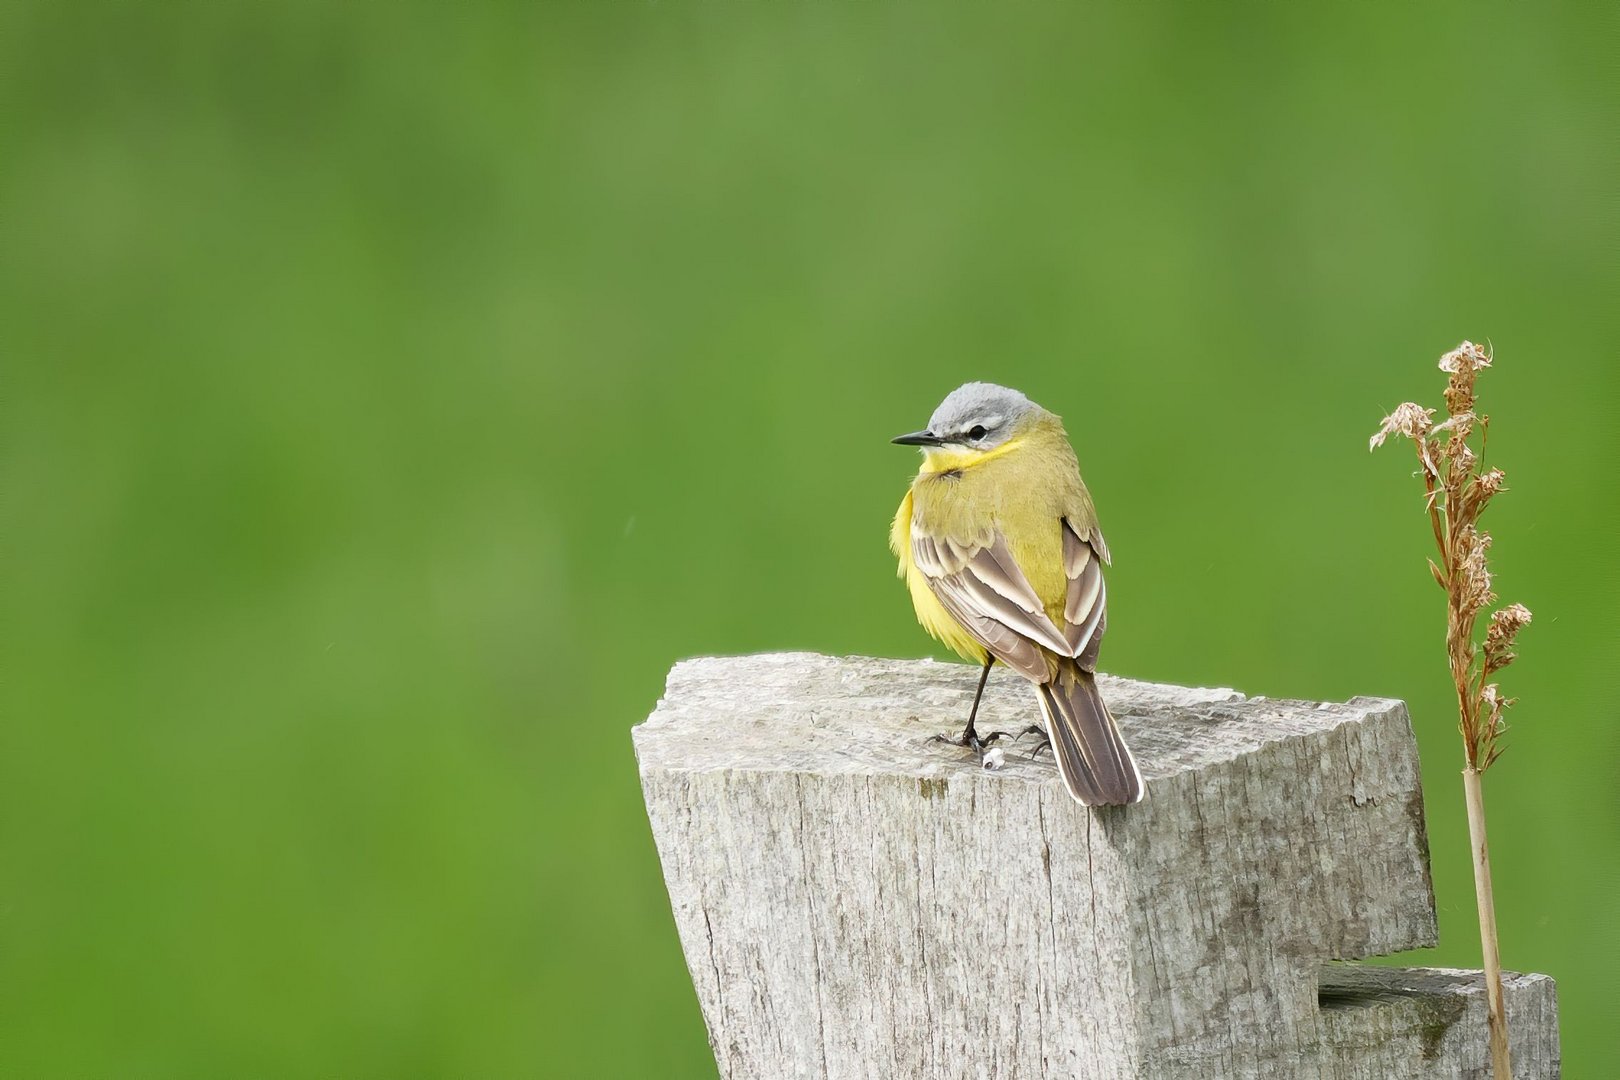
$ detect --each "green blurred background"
[7,2,1618,1076]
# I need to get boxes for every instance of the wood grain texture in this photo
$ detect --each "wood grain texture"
[634,653,1559,1079]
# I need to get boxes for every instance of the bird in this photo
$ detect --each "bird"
[889,382,1144,806]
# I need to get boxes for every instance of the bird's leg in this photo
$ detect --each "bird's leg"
[961,656,996,745]
[932,658,1011,756]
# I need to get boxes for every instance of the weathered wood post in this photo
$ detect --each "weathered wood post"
[634,653,1559,1079]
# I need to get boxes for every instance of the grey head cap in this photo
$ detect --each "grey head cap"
[893,381,1043,449]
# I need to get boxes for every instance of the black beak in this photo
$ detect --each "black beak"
[891,430,944,446]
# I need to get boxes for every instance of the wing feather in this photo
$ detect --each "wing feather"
[911,529,1073,676]
[909,517,1113,681]
[1062,519,1110,672]
[929,586,1051,680]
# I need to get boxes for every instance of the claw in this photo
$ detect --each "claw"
[1017,725,1056,761]
[931,728,1014,763]
[1007,724,1052,758]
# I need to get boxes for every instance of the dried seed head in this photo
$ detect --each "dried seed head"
[1490,602,1533,638]
[1457,466,1507,520]
[1439,340,1493,374]
[1455,525,1496,616]
[1434,410,1478,468]
[1371,337,1529,773]
[1485,602,1533,673]
[1445,381,1473,416]
[1369,402,1435,450]
[1448,431,1477,474]
[1431,411,1476,435]
[1440,341,1491,417]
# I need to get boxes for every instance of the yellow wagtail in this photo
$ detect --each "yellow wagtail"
[890,382,1144,806]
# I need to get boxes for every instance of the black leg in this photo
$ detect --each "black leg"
[931,657,1010,757]
[960,656,995,745]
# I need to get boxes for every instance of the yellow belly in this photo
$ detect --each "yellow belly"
[891,489,989,664]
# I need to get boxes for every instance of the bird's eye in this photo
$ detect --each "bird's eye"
[968,425,988,441]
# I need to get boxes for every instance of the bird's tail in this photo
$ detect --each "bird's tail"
[1035,664,1145,806]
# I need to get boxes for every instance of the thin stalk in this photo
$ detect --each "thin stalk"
[1463,765,1512,1078]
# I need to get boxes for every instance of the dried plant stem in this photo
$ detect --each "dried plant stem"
[1371,341,1534,1080]
[1463,765,1511,1078]
[1443,475,1513,1080]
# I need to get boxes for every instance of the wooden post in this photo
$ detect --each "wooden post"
[634,654,1560,1079]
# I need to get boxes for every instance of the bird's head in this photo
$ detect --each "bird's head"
[892,382,1048,472]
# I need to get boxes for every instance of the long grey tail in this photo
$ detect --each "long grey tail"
[1035,665,1145,806]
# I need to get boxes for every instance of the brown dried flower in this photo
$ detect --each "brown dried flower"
[1441,340,1492,417]
[1455,467,1507,520]
[1368,402,1436,451]
[1431,411,1476,433]
[1439,340,1493,374]
[1489,602,1533,639]
[1448,433,1477,474]
[1484,603,1533,674]
[1455,525,1496,617]
[1369,339,1528,773]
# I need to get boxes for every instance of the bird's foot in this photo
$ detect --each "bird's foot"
[1012,724,1051,759]
[931,728,1014,764]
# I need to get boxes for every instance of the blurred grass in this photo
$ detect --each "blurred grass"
[4,2,1617,1076]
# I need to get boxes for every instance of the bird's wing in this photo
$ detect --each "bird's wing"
[1062,518,1109,672]
[911,528,1073,681]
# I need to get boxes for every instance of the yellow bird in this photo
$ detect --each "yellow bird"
[890,382,1144,806]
